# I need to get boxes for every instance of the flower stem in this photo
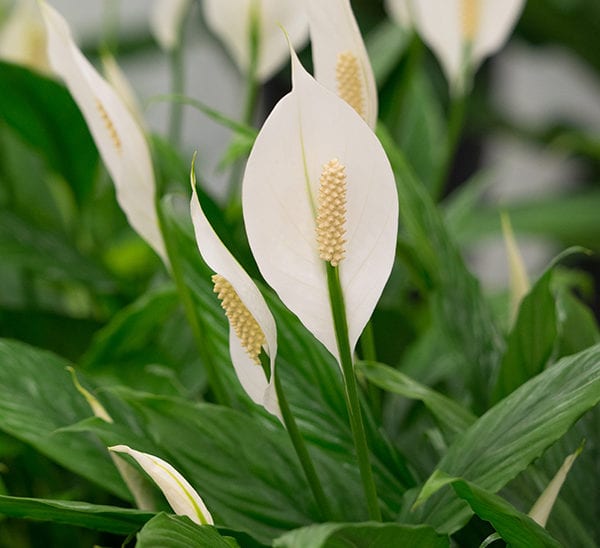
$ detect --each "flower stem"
[273,366,334,521]
[326,264,381,521]
[155,198,230,406]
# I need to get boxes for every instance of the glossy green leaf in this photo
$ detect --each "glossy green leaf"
[492,267,556,402]
[0,339,129,500]
[0,60,97,205]
[0,495,152,534]
[378,126,503,411]
[137,514,240,548]
[555,287,600,358]
[357,361,476,437]
[274,522,449,548]
[408,343,600,533]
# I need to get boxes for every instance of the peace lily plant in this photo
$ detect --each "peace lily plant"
[0,0,596,547]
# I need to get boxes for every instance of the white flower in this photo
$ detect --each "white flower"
[150,0,191,52]
[304,0,378,128]
[190,164,280,419]
[411,0,525,93]
[0,0,49,73]
[384,0,414,29]
[202,0,308,82]
[109,445,213,525]
[39,2,167,264]
[242,49,398,364]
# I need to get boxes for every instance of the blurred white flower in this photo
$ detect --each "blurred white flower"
[40,2,167,264]
[384,0,414,29]
[190,163,280,420]
[110,445,213,525]
[202,0,308,82]
[150,0,191,52]
[242,49,397,364]
[0,0,49,73]
[304,0,378,128]
[411,0,525,93]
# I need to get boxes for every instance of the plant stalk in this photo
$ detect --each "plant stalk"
[326,264,382,521]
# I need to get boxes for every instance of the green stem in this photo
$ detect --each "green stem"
[168,41,185,147]
[432,94,467,200]
[155,198,230,406]
[326,264,381,521]
[360,321,381,418]
[273,366,334,521]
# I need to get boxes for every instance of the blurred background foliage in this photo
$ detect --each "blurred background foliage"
[0,0,599,546]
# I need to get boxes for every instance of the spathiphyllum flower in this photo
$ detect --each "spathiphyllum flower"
[304,0,378,129]
[150,0,191,52]
[109,445,213,526]
[202,0,308,82]
[0,0,49,73]
[411,0,525,93]
[189,168,280,420]
[39,2,167,264]
[242,49,398,364]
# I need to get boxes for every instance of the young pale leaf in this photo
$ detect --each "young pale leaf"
[304,0,378,128]
[40,2,167,263]
[529,445,583,527]
[243,51,398,363]
[109,445,213,526]
[501,212,530,325]
[202,0,308,82]
[190,164,280,419]
[411,0,525,93]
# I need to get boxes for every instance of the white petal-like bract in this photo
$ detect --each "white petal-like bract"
[40,2,167,263]
[242,51,398,363]
[109,445,213,525]
[202,0,308,82]
[384,0,414,29]
[304,0,378,128]
[150,0,191,51]
[412,0,525,92]
[190,169,280,419]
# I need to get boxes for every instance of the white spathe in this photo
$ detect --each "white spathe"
[242,50,398,364]
[0,0,50,73]
[202,0,308,82]
[150,0,191,51]
[411,0,525,93]
[189,168,280,420]
[109,445,213,525]
[40,2,167,264]
[384,0,414,29]
[304,0,378,128]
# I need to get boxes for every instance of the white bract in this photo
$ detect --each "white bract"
[109,445,213,525]
[150,0,191,51]
[242,50,398,364]
[384,0,414,29]
[190,166,280,420]
[202,0,308,82]
[411,0,525,93]
[39,2,167,264]
[0,0,49,73]
[304,0,378,128]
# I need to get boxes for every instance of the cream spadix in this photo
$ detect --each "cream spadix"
[411,0,525,93]
[304,0,378,128]
[109,445,213,525]
[189,165,280,419]
[39,2,167,264]
[242,49,398,364]
[202,0,308,82]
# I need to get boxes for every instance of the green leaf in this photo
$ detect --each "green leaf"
[426,475,561,548]
[137,514,239,548]
[555,287,600,358]
[378,126,503,411]
[274,522,449,548]
[0,61,98,205]
[408,343,600,533]
[0,339,129,500]
[0,495,153,535]
[366,20,411,86]
[357,361,476,437]
[491,268,557,402]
